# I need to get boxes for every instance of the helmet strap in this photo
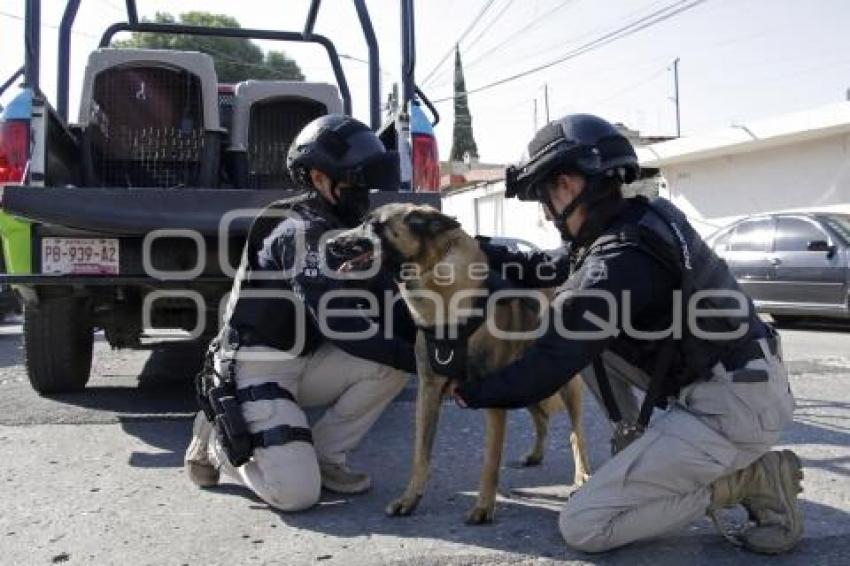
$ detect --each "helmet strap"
[543,184,591,242]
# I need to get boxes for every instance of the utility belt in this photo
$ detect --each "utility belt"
[598,332,781,455]
[194,333,313,467]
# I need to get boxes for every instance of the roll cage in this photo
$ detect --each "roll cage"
[16,0,420,132]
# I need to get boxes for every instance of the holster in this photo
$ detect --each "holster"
[210,383,254,467]
[193,327,313,467]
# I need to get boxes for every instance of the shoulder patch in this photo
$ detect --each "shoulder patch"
[583,258,608,285]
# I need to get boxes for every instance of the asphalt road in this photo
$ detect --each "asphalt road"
[0,317,849,565]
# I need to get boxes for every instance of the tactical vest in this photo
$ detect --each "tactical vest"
[573,196,766,424]
[224,193,324,353]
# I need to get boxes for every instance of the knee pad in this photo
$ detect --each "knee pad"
[251,444,321,511]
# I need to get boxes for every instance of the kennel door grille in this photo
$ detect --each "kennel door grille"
[247,98,327,189]
[89,66,206,188]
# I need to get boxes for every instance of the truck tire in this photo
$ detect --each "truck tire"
[24,297,94,394]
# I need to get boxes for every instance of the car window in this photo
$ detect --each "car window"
[711,227,733,252]
[775,217,828,252]
[820,215,850,245]
[729,219,774,252]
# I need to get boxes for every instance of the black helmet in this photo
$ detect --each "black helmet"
[287,114,400,191]
[505,114,639,201]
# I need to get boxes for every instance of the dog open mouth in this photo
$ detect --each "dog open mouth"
[339,249,375,272]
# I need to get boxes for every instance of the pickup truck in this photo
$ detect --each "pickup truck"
[0,0,441,394]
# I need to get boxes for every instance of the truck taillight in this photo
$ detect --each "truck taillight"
[412,133,440,192]
[0,121,29,184]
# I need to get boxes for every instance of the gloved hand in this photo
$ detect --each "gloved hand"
[447,379,470,408]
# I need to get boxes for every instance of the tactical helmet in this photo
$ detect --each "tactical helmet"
[287,114,400,191]
[505,113,640,201]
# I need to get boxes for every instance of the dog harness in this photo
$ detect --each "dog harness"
[419,273,517,381]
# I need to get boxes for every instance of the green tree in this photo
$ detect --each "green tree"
[114,12,304,82]
[449,47,479,162]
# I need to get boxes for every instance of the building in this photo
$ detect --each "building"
[440,125,668,248]
[638,102,850,235]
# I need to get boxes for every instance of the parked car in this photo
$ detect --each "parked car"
[706,212,850,322]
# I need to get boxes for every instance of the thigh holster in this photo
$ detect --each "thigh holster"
[194,343,313,467]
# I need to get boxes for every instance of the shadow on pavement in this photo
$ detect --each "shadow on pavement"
[50,340,204,415]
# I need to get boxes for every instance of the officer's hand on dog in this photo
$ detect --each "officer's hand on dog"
[447,380,469,408]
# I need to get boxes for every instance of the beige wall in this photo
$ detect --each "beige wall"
[659,132,850,235]
[441,183,562,249]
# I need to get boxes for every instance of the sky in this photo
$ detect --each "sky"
[2,0,850,165]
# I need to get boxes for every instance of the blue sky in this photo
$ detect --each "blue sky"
[2,0,849,164]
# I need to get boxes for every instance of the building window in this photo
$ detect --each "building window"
[475,193,504,236]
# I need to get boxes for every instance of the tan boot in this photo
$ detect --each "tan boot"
[319,462,371,494]
[184,411,220,488]
[708,450,803,554]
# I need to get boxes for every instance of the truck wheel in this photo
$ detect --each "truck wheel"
[24,297,94,394]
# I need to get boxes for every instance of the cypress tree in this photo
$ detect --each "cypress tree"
[450,47,479,162]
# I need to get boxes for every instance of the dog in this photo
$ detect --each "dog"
[328,203,590,524]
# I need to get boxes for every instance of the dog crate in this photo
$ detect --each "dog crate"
[227,81,343,189]
[77,49,223,188]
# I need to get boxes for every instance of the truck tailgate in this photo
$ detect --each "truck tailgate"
[1,186,440,236]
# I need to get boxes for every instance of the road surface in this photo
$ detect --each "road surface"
[0,318,848,565]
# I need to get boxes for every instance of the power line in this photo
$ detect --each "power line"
[432,0,709,104]
[430,0,672,91]
[463,0,517,56]
[423,0,521,90]
[0,10,98,39]
[419,0,497,86]
[465,0,580,72]
[424,0,579,90]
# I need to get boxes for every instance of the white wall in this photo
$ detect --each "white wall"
[660,131,850,235]
[441,182,562,249]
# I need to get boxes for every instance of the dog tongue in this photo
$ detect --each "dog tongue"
[339,250,374,273]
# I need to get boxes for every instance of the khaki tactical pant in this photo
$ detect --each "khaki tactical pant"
[562,338,795,553]
[208,343,408,511]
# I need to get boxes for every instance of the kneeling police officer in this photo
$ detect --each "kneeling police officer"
[185,115,415,511]
[452,114,802,554]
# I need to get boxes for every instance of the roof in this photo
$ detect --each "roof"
[637,101,850,167]
[439,168,505,193]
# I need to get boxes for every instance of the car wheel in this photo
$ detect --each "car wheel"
[24,297,94,394]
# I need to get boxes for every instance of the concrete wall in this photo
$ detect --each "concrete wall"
[659,131,850,235]
[441,182,562,249]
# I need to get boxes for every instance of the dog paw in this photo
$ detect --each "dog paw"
[465,505,495,525]
[507,454,543,469]
[385,495,420,517]
[573,472,591,487]
[521,453,543,467]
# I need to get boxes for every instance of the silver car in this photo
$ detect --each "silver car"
[707,213,850,322]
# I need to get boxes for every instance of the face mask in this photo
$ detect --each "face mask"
[332,185,371,227]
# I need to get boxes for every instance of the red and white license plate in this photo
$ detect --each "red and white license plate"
[41,238,120,275]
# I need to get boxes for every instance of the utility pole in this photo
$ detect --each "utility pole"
[544,82,550,124]
[671,57,681,137]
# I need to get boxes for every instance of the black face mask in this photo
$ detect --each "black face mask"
[331,185,371,227]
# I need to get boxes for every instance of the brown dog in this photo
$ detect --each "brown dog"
[329,203,590,524]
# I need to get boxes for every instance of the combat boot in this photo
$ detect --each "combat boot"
[184,411,220,488]
[319,462,371,494]
[708,449,803,554]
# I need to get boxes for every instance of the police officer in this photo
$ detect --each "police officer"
[451,114,802,554]
[185,115,415,511]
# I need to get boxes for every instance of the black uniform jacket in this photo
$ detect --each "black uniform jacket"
[228,194,417,373]
[458,201,678,409]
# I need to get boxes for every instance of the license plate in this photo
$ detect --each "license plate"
[41,238,120,275]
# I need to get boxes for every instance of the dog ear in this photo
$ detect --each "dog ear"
[405,209,461,237]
